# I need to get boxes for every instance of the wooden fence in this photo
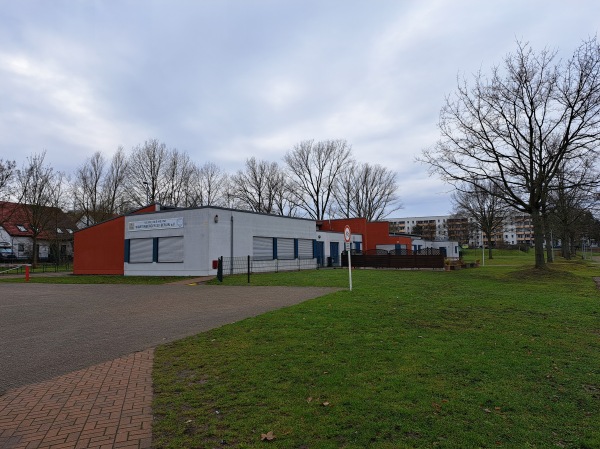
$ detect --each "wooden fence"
[341,250,445,269]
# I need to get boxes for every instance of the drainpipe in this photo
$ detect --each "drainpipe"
[230,214,234,275]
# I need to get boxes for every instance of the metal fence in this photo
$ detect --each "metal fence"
[0,262,72,276]
[221,256,317,276]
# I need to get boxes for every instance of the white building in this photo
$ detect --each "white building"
[70,206,363,276]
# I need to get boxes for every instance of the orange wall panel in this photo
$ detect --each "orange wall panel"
[73,217,125,275]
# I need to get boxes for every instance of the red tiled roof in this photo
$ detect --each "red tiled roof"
[0,201,77,240]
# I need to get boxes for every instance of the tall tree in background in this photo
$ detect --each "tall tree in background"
[230,157,285,214]
[187,162,227,207]
[547,164,600,259]
[127,139,169,206]
[72,148,129,224]
[14,152,65,267]
[72,152,105,224]
[0,159,16,226]
[0,159,15,200]
[332,161,357,219]
[333,162,400,221]
[160,149,195,207]
[422,38,600,268]
[452,181,508,259]
[353,163,400,221]
[102,147,130,215]
[285,139,352,220]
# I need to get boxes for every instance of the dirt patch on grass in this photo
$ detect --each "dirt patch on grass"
[506,266,579,282]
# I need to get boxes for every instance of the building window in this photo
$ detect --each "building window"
[129,238,153,263]
[18,243,24,252]
[66,229,73,234]
[16,224,27,232]
[253,237,274,261]
[158,237,184,263]
[277,238,295,260]
[57,228,63,234]
[297,239,314,259]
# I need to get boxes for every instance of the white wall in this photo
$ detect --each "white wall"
[123,207,318,276]
[0,227,52,260]
[411,238,460,258]
[315,231,362,266]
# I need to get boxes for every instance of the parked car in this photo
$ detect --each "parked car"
[0,247,16,261]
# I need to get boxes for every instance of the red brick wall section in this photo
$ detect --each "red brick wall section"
[319,218,412,252]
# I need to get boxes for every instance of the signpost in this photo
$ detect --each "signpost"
[344,225,352,291]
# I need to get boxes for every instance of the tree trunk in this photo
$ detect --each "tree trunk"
[531,208,546,268]
[545,237,554,263]
[542,213,553,263]
[31,235,38,269]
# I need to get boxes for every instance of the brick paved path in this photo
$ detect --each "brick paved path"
[0,349,153,449]
[0,283,339,448]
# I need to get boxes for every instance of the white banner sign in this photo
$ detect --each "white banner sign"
[128,217,184,231]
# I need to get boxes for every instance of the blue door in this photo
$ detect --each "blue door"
[330,242,339,266]
[315,241,325,267]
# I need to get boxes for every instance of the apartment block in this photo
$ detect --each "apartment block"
[388,214,535,247]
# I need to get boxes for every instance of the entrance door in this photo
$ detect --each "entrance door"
[315,241,325,267]
[330,242,339,266]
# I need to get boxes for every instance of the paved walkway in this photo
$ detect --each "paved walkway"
[0,350,153,449]
[0,283,338,448]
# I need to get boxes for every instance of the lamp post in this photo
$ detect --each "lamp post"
[143,181,150,205]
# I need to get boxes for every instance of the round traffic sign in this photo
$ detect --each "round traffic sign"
[344,225,351,242]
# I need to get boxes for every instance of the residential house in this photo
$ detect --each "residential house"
[0,201,77,262]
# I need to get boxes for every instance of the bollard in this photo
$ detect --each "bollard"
[25,265,30,282]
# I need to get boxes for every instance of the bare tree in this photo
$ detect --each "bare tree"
[421,38,600,268]
[285,139,353,220]
[160,149,195,207]
[332,161,357,218]
[0,159,17,227]
[102,147,130,215]
[72,152,106,224]
[127,139,169,206]
[72,148,129,225]
[452,181,508,259]
[353,163,401,221]
[15,152,65,267]
[230,158,284,214]
[332,162,401,220]
[187,162,227,207]
[0,159,16,201]
[220,175,240,210]
[272,171,299,217]
[547,164,600,259]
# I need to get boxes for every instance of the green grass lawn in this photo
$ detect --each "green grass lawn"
[152,254,600,448]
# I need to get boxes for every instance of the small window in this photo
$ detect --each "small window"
[66,229,73,234]
[18,243,24,251]
[16,224,27,232]
[57,228,63,234]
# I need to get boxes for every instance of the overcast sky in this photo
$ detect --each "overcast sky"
[0,1,598,217]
